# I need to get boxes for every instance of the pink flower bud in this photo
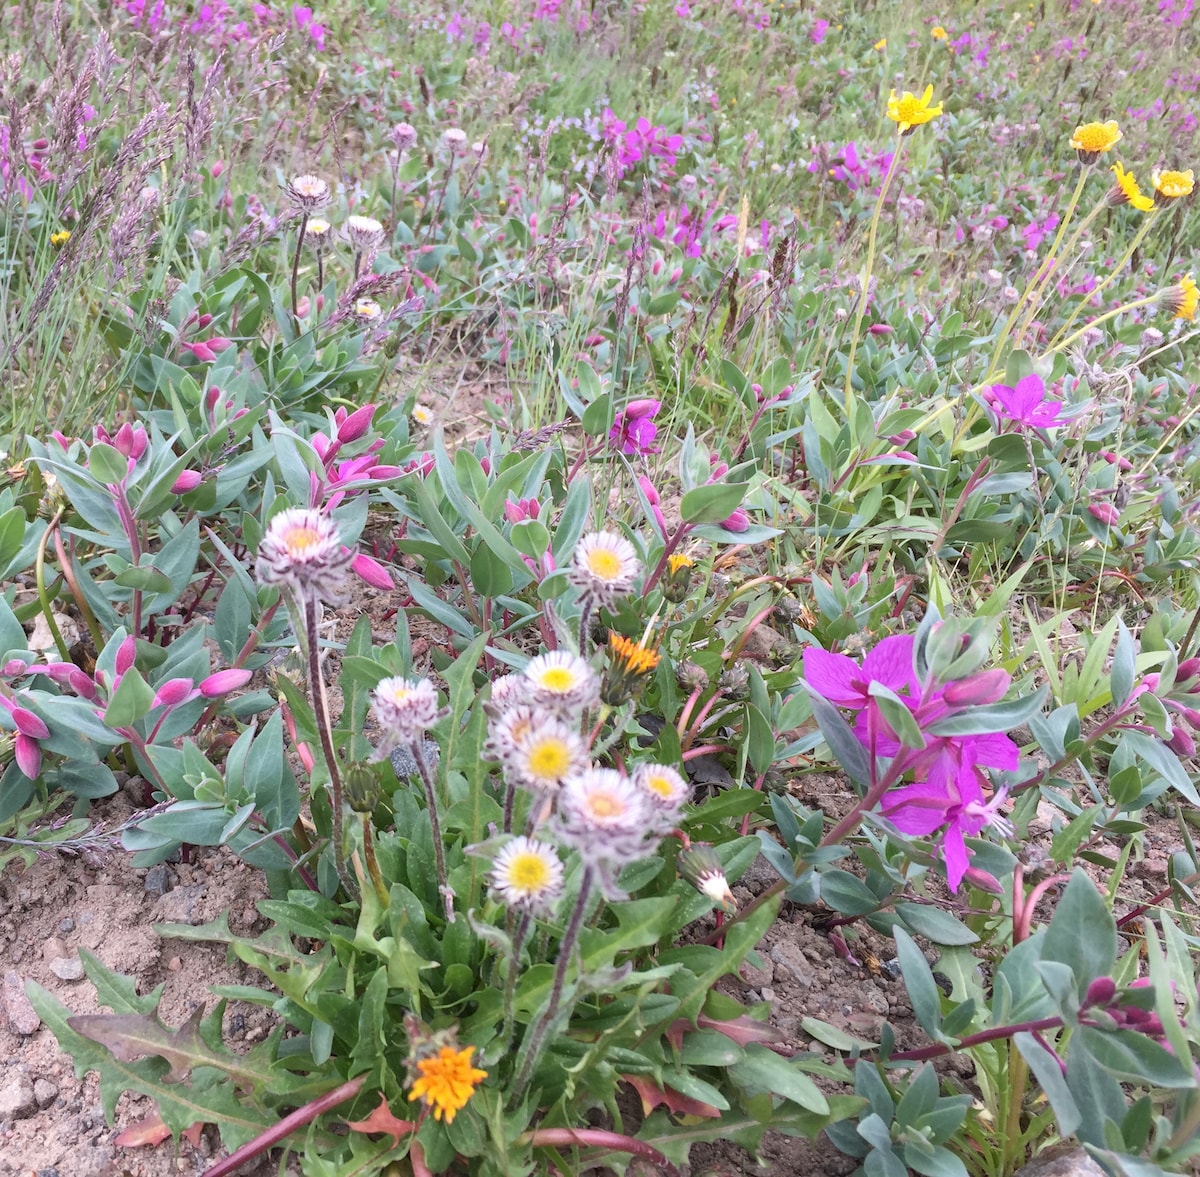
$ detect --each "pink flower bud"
[1177,658,1200,681]
[11,706,49,739]
[152,678,198,708]
[504,497,540,523]
[942,668,1010,707]
[1168,727,1196,757]
[115,636,137,676]
[204,385,222,414]
[720,508,750,533]
[868,323,893,335]
[199,668,254,698]
[351,551,395,590]
[197,313,214,329]
[960,866,1004,894]
[186,341,217,363]
[2,659,27,676]
[1088,502,1120,527]
[1084,976,1117,1009]
[15,734,41,779]
[367,465,403,480]
[336,403,375,444]
[211,160,225,178]
[204,336,234,352]
[669,266,683,283]
[171,470,203,494]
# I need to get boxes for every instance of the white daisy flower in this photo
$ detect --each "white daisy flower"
[371,676,443,751]
[256,508,350,602]
[568,530,640,607]
[556,768,652,863]
[490,836,564,912]
[631,762,690,826]
[346,214,384,251]
[523,651,599,714]
[287,174,330,211]
[506,719,588,793]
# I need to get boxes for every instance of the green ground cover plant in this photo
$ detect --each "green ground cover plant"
[2,0,1200,1173]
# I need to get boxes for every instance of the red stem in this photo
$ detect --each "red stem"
[520,1128,681,1177]
[202,1075,364,1177]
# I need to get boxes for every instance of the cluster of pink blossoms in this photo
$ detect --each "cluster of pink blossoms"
[804,634,1019,891]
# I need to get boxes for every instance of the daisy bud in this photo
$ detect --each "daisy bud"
[677,843,737,911]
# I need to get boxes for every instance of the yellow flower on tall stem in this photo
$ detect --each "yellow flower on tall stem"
[1152,168,1195,205]
[1069,120,1121,165]
[886,85,943,135]
[1161,274,1199,322]
[1108,163,1154,212]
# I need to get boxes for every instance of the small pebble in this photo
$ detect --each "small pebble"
[49,957,84,982]
[41,939,68,964]
[2,972,40,1036]
[0,1074,35,1120]
[166,957,182,973]
[32,1080,57,1109]
[143,864,175,897]
[57,918,74,934]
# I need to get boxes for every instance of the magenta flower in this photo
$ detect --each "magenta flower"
[609,399,661,455]
[882,774,1012,892]
[802,634,920,711]
[987,373,1068,431]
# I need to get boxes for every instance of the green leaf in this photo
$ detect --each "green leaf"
[580,393,614,436]
[1042,868,1116,984]
[88,443,130,485]
[893,926,942,1038]
[804,686,870,787]
[680,482,748,525]
[821,870,882,916]
[1121,730,1200,805]
[923,687,1048,737]
[1078,1026,1196,1087]
[510,518,550,560]
[104,668,157,728]
[1015,1030,1079,1136]
[895,904,979,947]
[868,682,926,750]
[728,1044,829,1114]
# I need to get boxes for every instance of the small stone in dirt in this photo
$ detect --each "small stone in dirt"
[768,941,813,988]
[144,863,176,897]
[167,956,182,972]
[737,954,774,988]
[56,918,74,934]
[0,1073,35,1120]
[152,883,208,925]
[49,956,84,982]
[32,1080,58,1109]
[2,972,40,1036]
[41,938,68,963]
[1013,1146,1107,1176]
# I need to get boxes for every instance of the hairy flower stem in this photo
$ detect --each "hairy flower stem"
[843,142,905,416]
[303,596,358,902]
[290,212,309,320]
[360,815,388,906]
[410,741,454,922]
[501,910,533,1052]
[510,864,595,1104]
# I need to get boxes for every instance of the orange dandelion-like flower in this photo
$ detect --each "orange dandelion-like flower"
[408,1046,487,1124]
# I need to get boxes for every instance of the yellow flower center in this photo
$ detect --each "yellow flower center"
[527,738,571,778]
[384,685,412,705]
[507,852,551,891]
[1070,121,1121,154]
[645,773,675,798]
[586,790,626,819]
[537,666,576,693]
[284,526,322,553]
[585,547,623,581]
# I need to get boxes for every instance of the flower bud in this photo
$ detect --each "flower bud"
[171,470,203,494]
[11,707,49,740]
[1088,501,1120,527]
[352,551,395,590]
[115,636,137,676]
[152,678,199,708]
[1083,975,1117,1010]
[677,843,736,911]
[199,668,253,697]
[335,403,376,444]
[942,668,1010,707]
[344,762,382,813]
[663,553,695,604]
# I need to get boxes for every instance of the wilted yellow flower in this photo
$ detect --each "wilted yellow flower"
[1161,274,1199,322]
[1107,163,1154,212]
[1152,168,1195,205]
[931,25,948,39]
[408,1045,487,1123]
[1069,120,1121,164]
[886,85,943,135]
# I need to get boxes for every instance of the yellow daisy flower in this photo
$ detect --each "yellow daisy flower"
[1161,274,1199,322]
[408,1045,487,1124]
[886,85,943,135]
[931,25,948,39]
[874,37,887,50]
[50,230,71,247]
[1069,120,1121,165]
[1107,163,1154,212]
[1152,168,1195,205]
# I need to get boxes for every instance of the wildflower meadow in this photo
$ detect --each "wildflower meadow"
[2,0,1200,1174]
